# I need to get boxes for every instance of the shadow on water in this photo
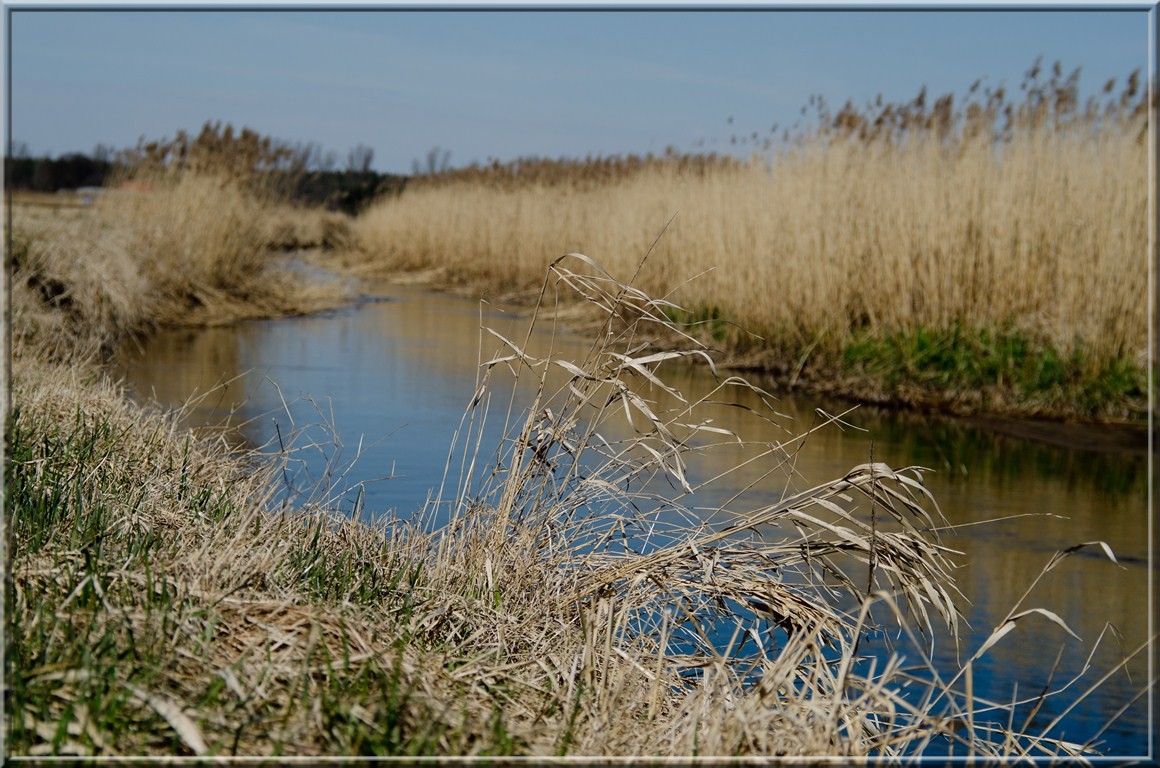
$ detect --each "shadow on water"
[115,284,1151,757]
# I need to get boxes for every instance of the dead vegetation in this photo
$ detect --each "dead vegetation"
[349,61,1151,421]
[6,253,1144,758]
[8,168,352,365]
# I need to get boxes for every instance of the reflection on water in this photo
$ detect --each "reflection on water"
[115,283,1151,757]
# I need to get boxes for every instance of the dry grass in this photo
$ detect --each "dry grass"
[7,253,1143,758]
[8,203,152,362]
[6,121,354,365]
[6,190,94,209]
[7,173,352,364]
[354,140,1143,355]
[349,67,1151,420]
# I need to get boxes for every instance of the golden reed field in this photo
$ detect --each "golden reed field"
[352,63,1151,421]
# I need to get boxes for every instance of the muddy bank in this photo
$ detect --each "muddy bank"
[705,348,1148,454]
[751,370,1150,455]
[957,413,1149,454]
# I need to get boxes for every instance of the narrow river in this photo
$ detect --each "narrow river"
[115,283,1151,757]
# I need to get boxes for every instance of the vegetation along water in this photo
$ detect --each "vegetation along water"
[4,62,1153,758]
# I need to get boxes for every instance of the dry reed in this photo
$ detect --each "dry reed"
[350,64,1151,420]
[8,174,350,364]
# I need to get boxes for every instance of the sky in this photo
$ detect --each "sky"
[5,4,1153,175]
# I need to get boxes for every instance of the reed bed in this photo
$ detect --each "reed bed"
[7,253,1142,758]
[351,64,1151,420]
[8,172,350,365]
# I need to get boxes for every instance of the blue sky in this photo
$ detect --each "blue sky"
[6,5,1152,175]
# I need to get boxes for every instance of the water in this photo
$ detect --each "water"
[115,283,1152,757]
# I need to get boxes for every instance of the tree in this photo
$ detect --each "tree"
[413,145,451,176]
[347,144,375,174]
[317,148,338,173]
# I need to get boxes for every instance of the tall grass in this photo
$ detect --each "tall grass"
[351,63,1151,420]
[8,254,1142,757]
[8,168,350,364]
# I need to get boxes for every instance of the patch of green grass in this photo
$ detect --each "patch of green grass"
[285,643,446,756]
[840,325,1146,416]
[6,407,201,755]
[480,703,525,756]
[5,400,444,757]
[282,513,426,614]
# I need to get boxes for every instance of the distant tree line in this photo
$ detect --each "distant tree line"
[5,152,113,192]
[6,124,408,214]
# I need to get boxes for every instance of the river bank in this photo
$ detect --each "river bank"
[6,164,1146,757]
[302,258,1151,457]
[746,366,1151,454]
[7,265,975,758]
